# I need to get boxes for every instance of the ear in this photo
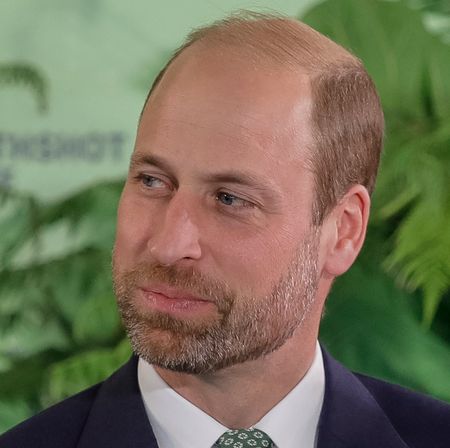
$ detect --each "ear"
[321,185,371,277]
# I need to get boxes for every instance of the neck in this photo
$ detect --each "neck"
[154,322,319,429]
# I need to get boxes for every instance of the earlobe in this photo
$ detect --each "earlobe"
[322,185,370,277]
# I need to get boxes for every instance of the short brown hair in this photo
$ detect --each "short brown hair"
[142,12,384,224]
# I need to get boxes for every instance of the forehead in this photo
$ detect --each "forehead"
[136,46,314,174]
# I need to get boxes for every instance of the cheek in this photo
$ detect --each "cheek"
[212,224,298,296]
[114,194,154,268]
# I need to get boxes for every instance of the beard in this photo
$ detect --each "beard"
[113,229,320,374]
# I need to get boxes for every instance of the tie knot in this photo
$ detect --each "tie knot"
[214,428,275,448]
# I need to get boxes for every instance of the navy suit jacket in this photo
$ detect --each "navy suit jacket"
[1,349,449,447]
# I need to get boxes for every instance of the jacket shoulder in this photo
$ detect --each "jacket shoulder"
[0,383,102,448]
[356,373,450,448]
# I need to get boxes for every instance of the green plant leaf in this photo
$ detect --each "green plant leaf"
[9,180,123,269]
[0,63,48,112]
[42,339,132,406]
[322,257,450,402]
[72,294,123,346]
[0,247,112,323]
[0,189,40,269]
[302,0,450,323]
[303,0,450,123]
[0,399,33,434]
[0,311,70,360]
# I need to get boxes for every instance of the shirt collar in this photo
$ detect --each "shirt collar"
[138,342,324,448]
[254,343,325,447]
[138,359,226,448]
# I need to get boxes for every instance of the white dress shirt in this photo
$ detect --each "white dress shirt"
[138,342,325,448]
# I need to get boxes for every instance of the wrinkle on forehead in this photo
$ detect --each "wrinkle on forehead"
[140,46,314,168]
[143,93,313,167]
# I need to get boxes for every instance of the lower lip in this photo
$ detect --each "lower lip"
[139,289,214,315]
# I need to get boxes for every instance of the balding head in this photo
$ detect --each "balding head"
[141,12,384,224]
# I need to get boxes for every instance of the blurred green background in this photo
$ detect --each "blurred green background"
[1,0,449,433]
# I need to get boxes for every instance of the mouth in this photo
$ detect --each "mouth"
[137,283,214,316]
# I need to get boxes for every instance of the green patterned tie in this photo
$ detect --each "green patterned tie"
[213,428,275,448]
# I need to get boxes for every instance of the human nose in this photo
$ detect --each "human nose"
[149,192,202,266]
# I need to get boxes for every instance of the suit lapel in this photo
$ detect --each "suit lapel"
[76,348,412,448]
[77,356,159,448]
[317,349,409,448]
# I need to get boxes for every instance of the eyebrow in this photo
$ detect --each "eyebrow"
[200,170,274,193]
[129,153,175,176]
[129,151,281,200]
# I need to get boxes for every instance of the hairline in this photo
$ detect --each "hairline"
[138,12,383,224]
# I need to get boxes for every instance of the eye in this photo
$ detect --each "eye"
[136,174,168,189]
[216,192,253,209]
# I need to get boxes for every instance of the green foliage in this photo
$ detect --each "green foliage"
[0,190,40,267]
[43,338,131,406]
[305,0,450,118]
[322,237,450,401]
[0,63,48,112]
[415,0,450,14]
[73,294,122,346]
[413,0,450,44]
[0,182,125,432]
[0,400,33,435]
[375,122,450,325]
[303,0,450,324]
[0,0,449,435]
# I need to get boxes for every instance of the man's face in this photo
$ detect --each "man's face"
[113,47,324,373]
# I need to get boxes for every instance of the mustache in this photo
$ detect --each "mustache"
[114,262,236,305]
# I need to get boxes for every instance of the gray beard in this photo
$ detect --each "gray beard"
[113,230,319,374]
